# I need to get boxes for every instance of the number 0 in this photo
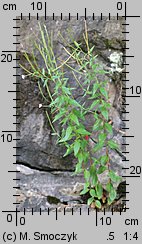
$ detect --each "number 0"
[117,2,123,10]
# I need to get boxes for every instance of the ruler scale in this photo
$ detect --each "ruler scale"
[0,0,141,243]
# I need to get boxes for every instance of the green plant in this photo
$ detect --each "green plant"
[21,23,122,208]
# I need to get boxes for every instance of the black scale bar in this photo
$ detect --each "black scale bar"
[13,58,20,61]
[93,13,95,20]
[8,171,20,173]
[122,48,129,50]
[13,34,20,37]
[109,13,111,20]
[122,15,140,18]
[2,50,20,53]
[2,130,20,133]
[123,95,140,98]
[122,135,134,138]
[8,91,20,93]
[123,175,140,178]
[121,128,129,130]
[45,2,47,20]
[85,8,87,20]
[2,210,20,213]
[13,146,22,149]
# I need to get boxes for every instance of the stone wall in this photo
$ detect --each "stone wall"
[16,17,126,211]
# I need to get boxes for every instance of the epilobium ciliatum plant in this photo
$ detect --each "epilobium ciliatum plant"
[21,23,122,209]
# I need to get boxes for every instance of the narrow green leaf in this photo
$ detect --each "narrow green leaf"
[80,187,89,195]
[87,197,94,206]
[95,200,102,209]
[108,170,122,183]
[62,86,71,95]
[109,188,117,202]
[73,109,85,120]
[96,183,103,199]
[100,155,109,165]
[93,143,104,153]
[77,152,84,164]
[105,122,113,134]
[108,140,119,150]
[106,182,113,193]
[99,133,107,143]
[91,174,98,186]
[84,170,90,181]
[76,128,91,135]
[63,147,73,157]
[74,41,80,48]
[93,83,100,95]
[69,99,81,108]
[75,162,83,174]
[93,119,102,131]
[97,166,107,174]
[90,100,100,110]
[90,189,97,197]
[59,126,72,142]
[53,112,64,122]
[100,107,109,120]
[90,164,96,176]
[100,87,108,99]
[107,197,113,205]
[74,141,81,156]
[90,46,95,53]
[70,113,80,126]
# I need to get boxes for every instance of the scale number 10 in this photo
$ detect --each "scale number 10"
[130,86,141,95]
[1,134,13,142]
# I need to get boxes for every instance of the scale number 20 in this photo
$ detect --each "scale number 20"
[1,54,13,62]
[130,166,141,175]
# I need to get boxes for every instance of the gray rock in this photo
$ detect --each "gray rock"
[16,165,125,212]
[15,17,126,210]
[16,165,84,211]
